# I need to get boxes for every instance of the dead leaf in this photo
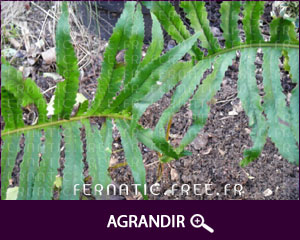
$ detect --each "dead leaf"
[42,47,56,64]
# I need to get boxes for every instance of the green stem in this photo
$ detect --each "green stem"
[200,43,299,61]
[1,113,131,137]
[2,43,297,137]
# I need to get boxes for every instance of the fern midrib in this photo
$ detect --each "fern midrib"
[201,43,298,61]
[1,113,131,137]
[2,43,297,137]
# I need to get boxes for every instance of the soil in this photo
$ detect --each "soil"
[2,1,299,200]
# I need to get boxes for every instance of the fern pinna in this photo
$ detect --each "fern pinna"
[1,1,299,200]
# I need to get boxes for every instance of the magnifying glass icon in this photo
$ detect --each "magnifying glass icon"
[190,214,214,233]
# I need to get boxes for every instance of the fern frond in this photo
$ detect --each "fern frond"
[17,130,42,200]
[138,13,164,70]
[1,134,21,200]
[88,2,136,114]
[262,49,299,164]
[180,1,220,54]
[220,1,242,48]
[1,1,299,200]
[31,127,61,200]
[242,1,265,44]
[95,66,125,113]
[1,88,24,130]
[59,121,84,200]
[1,63,48,124]
[270,17,299,44]
[1,62,25,99]
[107,32,201,113]
[153,57,213,159]
[136,125,160,153]
[131,61,193,130]
[178,51,237,154]
[238,49,268,167]
[288,49,299,144]
[76,100,89,116]
[124,3,144,85]
[143,1,203,59]
[83,119,113,190]
[116,119,147,199]
[53,2,80,120]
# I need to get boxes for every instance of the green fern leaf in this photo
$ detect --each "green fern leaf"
[262,48,299,164]
[1,88,24,130]
[1,134,20,200]
[180,1,220,54]
[288,49,299,144]
[153,57,213,159]
[95,66,125,114]
[31,127,61,200]
[1,62,24,98]
[138,13,164,70]
[1,63,48,124]
[53,2,80,120]
[238,49,268,167]
[178,51,236,153]
[17,130,42,200]
[220,1,242,48]
[60,121,84,200]
[242,1,265,44]
[23,78,48,123]
[136,125,160,153]
[116,119,147,198]
[270,17,299,44]
[1,1,299,200]
[107,32,201,113]
[131,61,193,130]
[124,3,144,85]
[83,119,113,190]
[76,100,89,116]
[88,2,136,115]
[143,1,203,59]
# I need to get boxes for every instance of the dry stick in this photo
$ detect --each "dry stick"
[42,85,57,95]
[145,160,160,167]
[30,1,58,21]
[157,117,173,182]
[35,9,49,53]
[108,162,127,171]
[165,118,173,141]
